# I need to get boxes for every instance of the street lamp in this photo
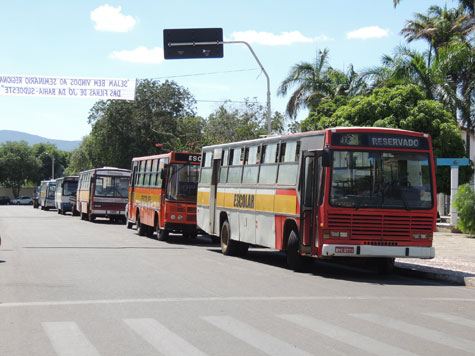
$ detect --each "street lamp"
[45,153,55,179]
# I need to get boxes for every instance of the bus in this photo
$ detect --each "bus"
[127,152,201,240]
[197,127,437,272]
[39,180,56,210]
[54,176,79,215]
[77,167,131,223]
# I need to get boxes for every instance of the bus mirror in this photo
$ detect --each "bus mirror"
[322,149,331,167]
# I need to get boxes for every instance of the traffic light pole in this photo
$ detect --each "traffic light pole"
[167,40,272,134]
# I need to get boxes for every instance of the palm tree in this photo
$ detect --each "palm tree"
[400,5,470,66]
[277,49,333,119]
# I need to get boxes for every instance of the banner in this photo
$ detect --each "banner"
[0,75,136,100]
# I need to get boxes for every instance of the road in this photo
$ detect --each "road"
[1,206,475,356]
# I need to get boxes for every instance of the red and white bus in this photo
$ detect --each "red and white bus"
[77,167,131,223]
[197,127,437,272]
[127,152,201,240]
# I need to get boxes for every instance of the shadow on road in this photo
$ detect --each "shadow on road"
[206,248,457,286]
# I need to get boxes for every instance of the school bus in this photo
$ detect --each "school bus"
[197,127,436,272]
[127,152,201,240]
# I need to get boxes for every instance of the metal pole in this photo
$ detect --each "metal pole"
[52,156,55,179]
[167,40,272,134]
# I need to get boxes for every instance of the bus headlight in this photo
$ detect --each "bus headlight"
[177,215,183,220]
[171,214,176,220]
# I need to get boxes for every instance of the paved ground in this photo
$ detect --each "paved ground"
[396,230,475,286]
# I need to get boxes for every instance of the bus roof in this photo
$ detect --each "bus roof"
[201,127,429,151]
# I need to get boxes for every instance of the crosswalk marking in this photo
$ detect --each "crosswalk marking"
[124,318,207,356]
[42,322,101,356]
[352,313,475,354]
[425,312,475,329]
[279,314,416,356]
[203,315,312,356]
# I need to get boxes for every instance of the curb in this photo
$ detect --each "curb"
[395,264,475,287]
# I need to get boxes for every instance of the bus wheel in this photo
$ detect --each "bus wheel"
[88,213,95,222]
[220,220,239,256]
[137,218,146,236]
[157,228,169,241]
[146,226,154,238]
[287,229,306,272]
[126,220,134,229]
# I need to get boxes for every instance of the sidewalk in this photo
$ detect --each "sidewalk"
[395,230,475,286]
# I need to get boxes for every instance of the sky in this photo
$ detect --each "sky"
[0,0,455,142]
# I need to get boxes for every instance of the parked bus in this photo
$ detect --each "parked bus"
[197,127,437,272]
[127,152,201,240]
[39,180,56,210]
[55,176,79,215]
[77,167,131,223]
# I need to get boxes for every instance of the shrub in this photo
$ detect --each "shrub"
[454,184,475,236]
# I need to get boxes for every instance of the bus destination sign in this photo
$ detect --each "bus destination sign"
[332,133,429,150]
[174,153,202,163]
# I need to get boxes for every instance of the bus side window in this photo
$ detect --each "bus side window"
[277,141,299,185]
[243,145,259,184]
[150,159,159,187]
[227,147,243,183]
[219,149,229,183]
[259,143,278,184]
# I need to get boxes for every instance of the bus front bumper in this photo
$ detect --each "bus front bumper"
[321,244,435,259]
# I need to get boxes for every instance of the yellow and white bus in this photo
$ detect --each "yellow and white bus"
[197,127,437,272]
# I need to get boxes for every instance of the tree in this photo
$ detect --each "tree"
[302,85,471,194]
[204,99,285,144]
[31,143,69,182]
[454,184,475,235]
[277,49,334,118]
[0,141,41,197]
[85,79,197,169]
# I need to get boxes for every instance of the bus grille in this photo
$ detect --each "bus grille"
[327,213,434,240]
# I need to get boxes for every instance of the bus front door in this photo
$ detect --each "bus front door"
[299,151,320,255]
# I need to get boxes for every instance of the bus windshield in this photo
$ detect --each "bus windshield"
[166,164,199,201]
[47,184,56,198]
[63,181,78,196]
[330,151,433,210]
[94,176,129,198]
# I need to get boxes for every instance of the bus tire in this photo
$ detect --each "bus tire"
[126,220,134,229]
[220,220,239,256]
[157,229,169,241]
[88,213,95,222]
[137,218,146,236]
[146,226,154,238]
[287,229,306,272]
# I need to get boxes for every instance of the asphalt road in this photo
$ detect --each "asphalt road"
[1,206,475,356]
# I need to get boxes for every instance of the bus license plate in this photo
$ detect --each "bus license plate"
[335,246,354,254]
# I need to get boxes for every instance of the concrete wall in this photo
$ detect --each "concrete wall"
[0,187,35,199]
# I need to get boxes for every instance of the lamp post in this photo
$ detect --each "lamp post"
[45,153,55,179]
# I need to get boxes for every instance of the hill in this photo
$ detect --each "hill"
[0,130,81,151]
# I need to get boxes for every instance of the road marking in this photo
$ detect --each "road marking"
[2,296,475,308]
[42,322,101,356]
[352,313,475,354]
[280,314,416,356]
[124,318,207,356]
[425,312,475,329]
[203,315,312,356]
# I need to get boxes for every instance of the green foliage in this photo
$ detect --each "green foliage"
[204,99,285,145]
[303,85,470,194]
[0,141,41,197]
[82,79,197,169]
[454,184,475,236]
[31,143,69,182]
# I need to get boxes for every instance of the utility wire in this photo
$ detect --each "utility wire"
[151,68,259,80]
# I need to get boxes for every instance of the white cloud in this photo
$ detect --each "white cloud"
[90,4,136,32]
[228,30,330,46]
[110,47,164,64]
[346,26,389,40]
